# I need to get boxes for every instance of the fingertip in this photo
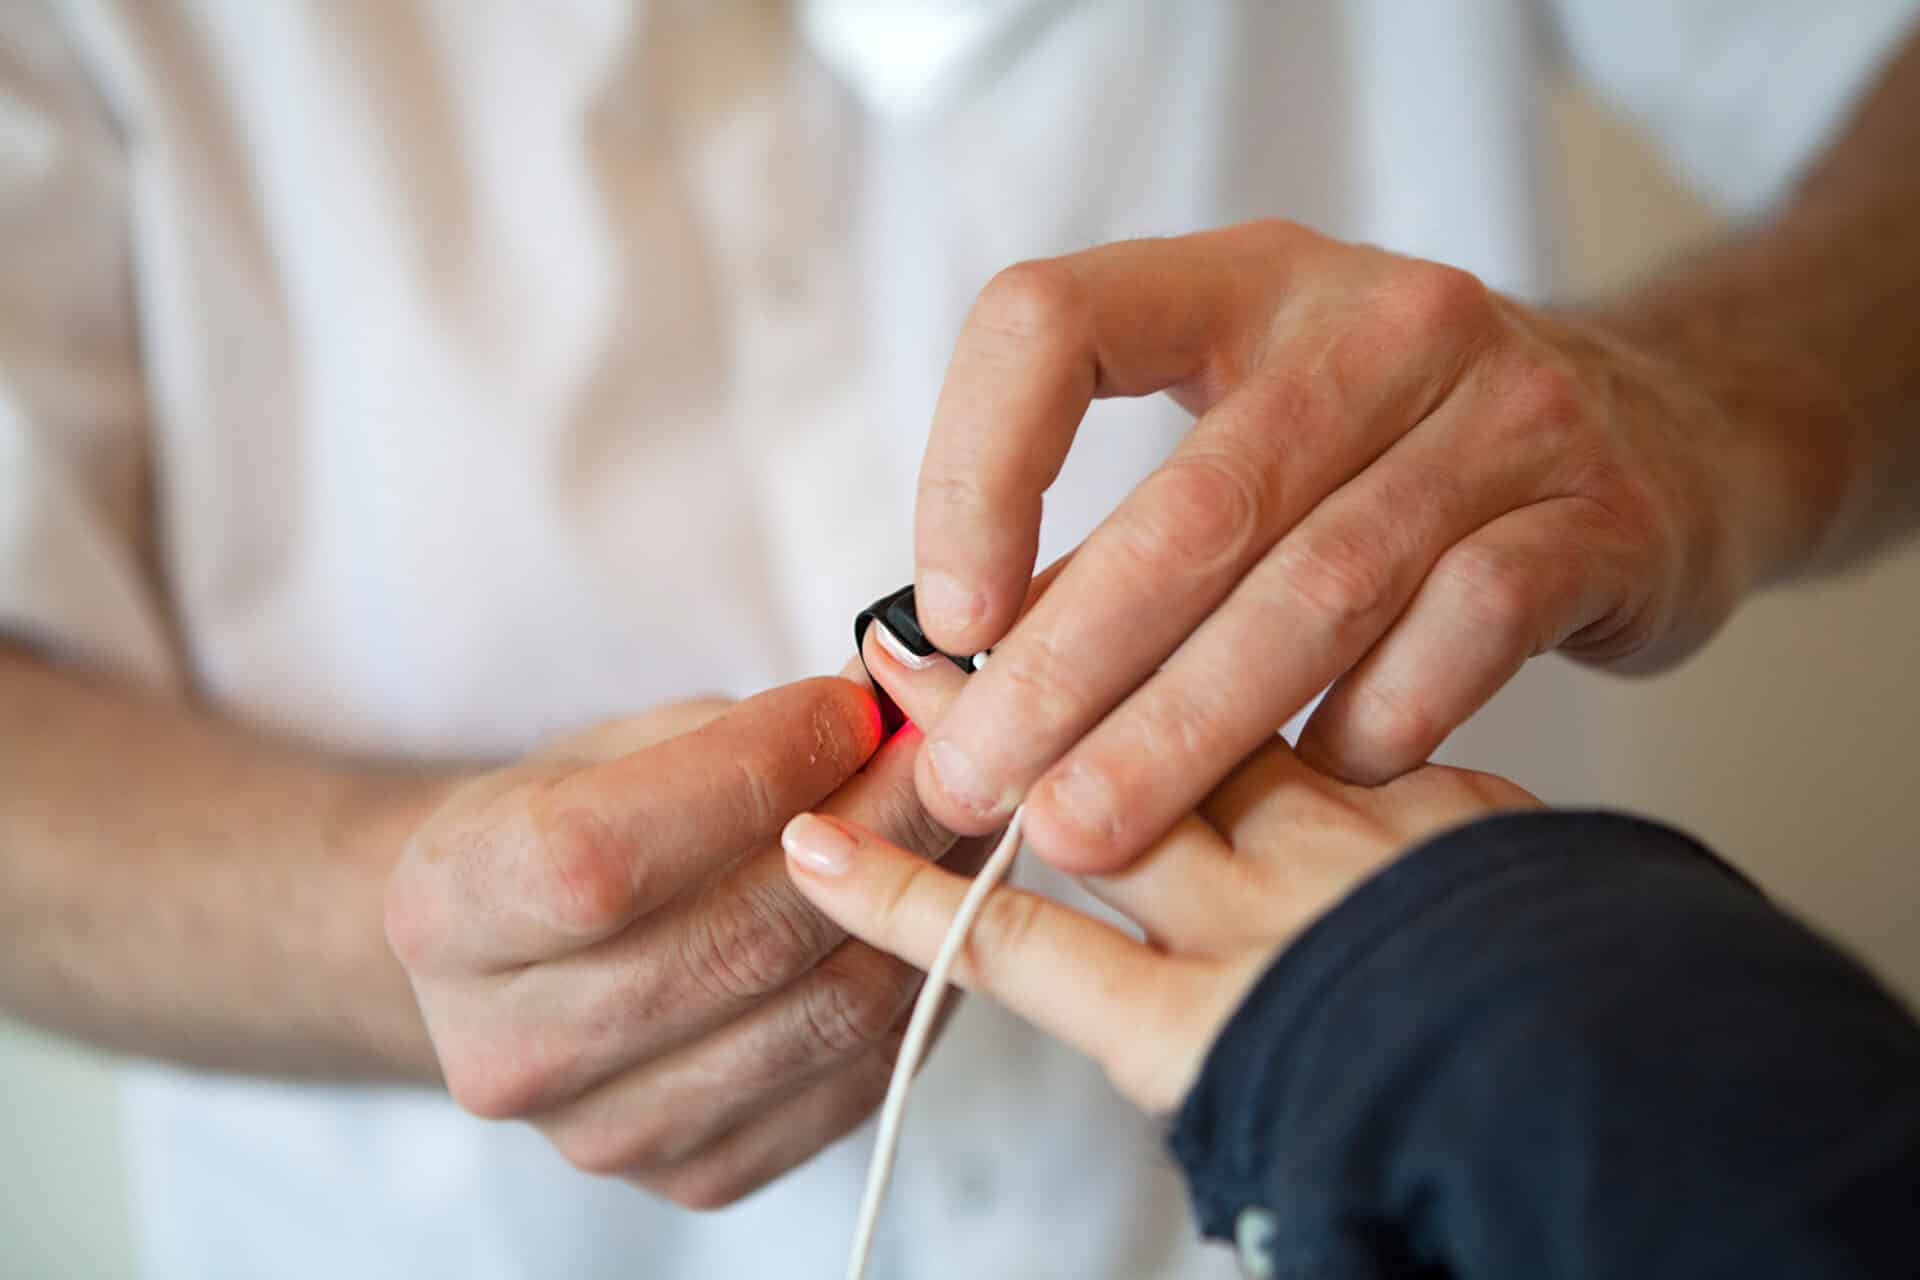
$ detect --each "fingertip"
[1020,792,1143,877]
[781,812,860,879]
[811,674,886,761]
[913,468,1041,654]
[861,625,971,743]
[1294,714,1404,787]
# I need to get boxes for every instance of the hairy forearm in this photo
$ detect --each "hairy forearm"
[1588,27,1920,585]
[0,645,448,1080]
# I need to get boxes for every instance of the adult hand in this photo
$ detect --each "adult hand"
[787,702,1540,1114]
[910,220,1779,870]
[384,669,977,1209]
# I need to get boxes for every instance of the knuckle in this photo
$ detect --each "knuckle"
[1394,764,1530,825]
[862,778,956,860]
[1245,215,1313,250]
[995,630,1097,733]
[678,881,829,1006]
[1250,364,1337,444]
[437,1050,497,1118]
[529,797,638,937]
[442,1036,559,1121]
[1436,543,1542,648]
[1416,764,1480,791]
[649,1163,753,1212]
[1458,767,1538,809]
[1342,680,1444,774]
[560,1142,631,1180]
[557,1106,687,1177]
[831,1048,897,1130]
[1273,534,1398,636]
[961,887,1045,987]
[1567,457,1652,537]
[1099,1000,1190,1114]
[1390,260,1492,335]
[1139,682,1237,764]
[796,961,914,1061]
[973,258,1087,344]
[726,751,790,837]
[1504,358,1585,445]
[858,1021,911,1080]
[381,870,438,973]
[1566,594,1664,667]
[1125,452,1264,580]
[917,469,999,523]
[1599,465,1674,558]
[868,855,940,942]
[556,1121,650,1178]
[643,1046,898,1209]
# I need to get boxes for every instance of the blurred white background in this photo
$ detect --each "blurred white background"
[3,77,1916,1280]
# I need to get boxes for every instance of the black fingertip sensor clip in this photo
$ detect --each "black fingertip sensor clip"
[854,584,985,736]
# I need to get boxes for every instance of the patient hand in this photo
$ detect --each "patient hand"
[785,712,1538,1113]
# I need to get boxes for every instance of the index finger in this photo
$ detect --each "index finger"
[397,676,883,972]
[913,232,1273,653]
[782,813,1180,1099]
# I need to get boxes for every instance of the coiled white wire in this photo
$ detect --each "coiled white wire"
[844,805,1026,1280]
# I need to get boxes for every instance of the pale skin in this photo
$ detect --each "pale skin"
[2,24,1919,1214]
[788,630,1540,1113]
[0,646,981,1208]
[909,27,1920,872]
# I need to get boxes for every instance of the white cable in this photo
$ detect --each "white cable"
[845,805,1026,1280]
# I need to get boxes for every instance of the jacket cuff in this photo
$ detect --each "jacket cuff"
[1166,809,1743,1246]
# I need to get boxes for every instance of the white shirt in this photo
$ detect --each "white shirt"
[2,1,1911,1276]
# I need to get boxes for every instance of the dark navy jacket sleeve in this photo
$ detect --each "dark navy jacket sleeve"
[1168,811,1920,1279]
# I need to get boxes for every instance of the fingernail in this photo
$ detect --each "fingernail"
[1042,764,1119,842]
[782,814,857,876]
[874,620,939,671]
[927,739,1002,818]
[917,571,986,637]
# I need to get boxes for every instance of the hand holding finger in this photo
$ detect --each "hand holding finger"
[784,809,1222,1113]
[792,733,1542,1119]
[386,675,883,976]
[912,222,1744,876]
